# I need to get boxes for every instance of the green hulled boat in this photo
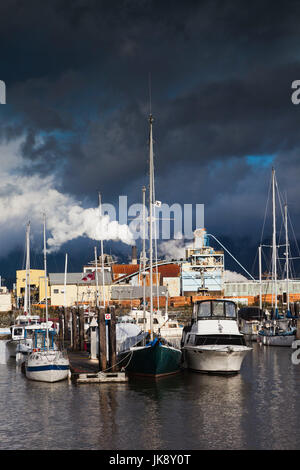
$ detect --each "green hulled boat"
[119,114,182,377]
[118,337,182,377]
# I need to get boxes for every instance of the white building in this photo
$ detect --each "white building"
[0,286,12,312]
[49,272,112,307]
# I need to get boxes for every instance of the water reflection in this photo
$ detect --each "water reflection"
[1,343,300,449]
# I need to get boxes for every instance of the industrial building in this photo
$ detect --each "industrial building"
[224,279,300,304]
[181,228,224,295]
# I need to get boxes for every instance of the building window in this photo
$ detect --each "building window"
[53,289,59,294]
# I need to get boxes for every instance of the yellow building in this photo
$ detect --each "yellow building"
[16,269,50,304]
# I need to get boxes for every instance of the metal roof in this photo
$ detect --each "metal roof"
[111,285,168,300]
[49,271,112,286]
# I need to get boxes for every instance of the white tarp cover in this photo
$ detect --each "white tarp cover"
[116,323,147,352]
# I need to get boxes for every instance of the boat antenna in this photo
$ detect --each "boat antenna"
[148,72,152,116]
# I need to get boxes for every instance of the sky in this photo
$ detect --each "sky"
[0,0,300,285]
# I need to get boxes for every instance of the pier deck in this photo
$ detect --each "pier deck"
[68,350,128,384]
[68,350,99,374]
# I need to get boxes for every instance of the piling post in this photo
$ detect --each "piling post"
[58,308,64,348]
[109,306,117,371]
[72,308,78,351]
[64,307,69,343]
[296,319,300,340]
[90,316,98,360]
[98,306,107,371]
[79,309,85,351]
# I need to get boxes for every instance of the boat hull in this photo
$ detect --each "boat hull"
[6,340,17,357]
[258,333,296,347]
[25,351,70,383]
[182,345,252,374]
[118,340,182,377]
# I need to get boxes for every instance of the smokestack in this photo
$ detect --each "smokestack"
[131,245,137,265]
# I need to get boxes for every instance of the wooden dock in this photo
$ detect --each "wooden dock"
[68,350,128,384]
[75,371,128,384]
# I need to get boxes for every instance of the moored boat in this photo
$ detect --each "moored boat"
[26,349,70,382]
[118,337,182,377]
[25,214,70,382]
[181,299,252,374]
[117,114,182,377]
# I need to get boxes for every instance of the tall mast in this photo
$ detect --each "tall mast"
[64,253,68,309]
[259,245,262,311]
[43,213,49,349]
[142,186,146,329]
[272,168,278,314]
[98,193,106,309]
[94,246,99,308]
[285,203,290,315]
[149,114,154,340]
[24,221,31,315]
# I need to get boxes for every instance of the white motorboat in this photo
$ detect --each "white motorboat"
[6,318,56,360]
[238,307,263,341]
[6,316,42,357]
[181,299,252,374]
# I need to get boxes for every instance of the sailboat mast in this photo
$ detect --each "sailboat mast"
[43,213,49,349]
[272,168,278,313]
[142,185,146,327]
[94,246,99,308]
[149,114,154,340]
[24,221,31,315]
[98,193,106,309]
[64,253,68,309]
[285,204,290,314]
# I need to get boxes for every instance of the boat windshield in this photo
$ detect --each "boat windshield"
[197,301,237,319]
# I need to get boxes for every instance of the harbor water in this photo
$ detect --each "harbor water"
[1,342,300,450]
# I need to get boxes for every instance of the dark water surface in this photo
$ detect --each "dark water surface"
[1,343,300,450]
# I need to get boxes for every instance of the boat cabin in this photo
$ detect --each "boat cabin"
[193,299,237,321]
[32,329,56,351]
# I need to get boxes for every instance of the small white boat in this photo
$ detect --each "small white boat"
[238,307,263,342]
[6,319,56,361]
[258,319,296,346]
[182,299,252,374]
[25,214,70,383]
[6,317,42,357]
[26,349,70,382]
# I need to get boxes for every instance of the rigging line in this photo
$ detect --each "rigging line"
[207,233,255,280]
[250,247,259,278]
[275,177,285,222]
[287,209,300,258]
[260,171,272,245]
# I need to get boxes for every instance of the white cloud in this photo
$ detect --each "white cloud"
[0,137,134,255]
[224,270,248,282]
[159,236,192,260]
